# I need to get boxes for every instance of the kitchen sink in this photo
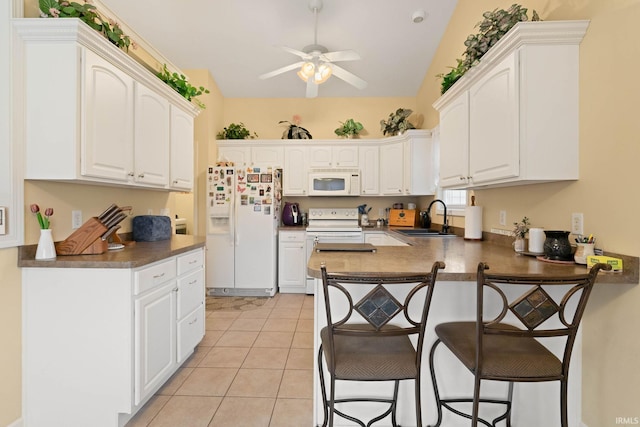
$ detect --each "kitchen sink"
[394,229,456,237]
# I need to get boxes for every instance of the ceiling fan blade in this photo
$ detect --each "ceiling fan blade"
[259,61,305,80]
[331,64,368,90]
[280,46,312,60]
[322,50,361,63]
[306,79,318,98]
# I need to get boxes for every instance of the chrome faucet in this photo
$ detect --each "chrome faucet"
[427,199,449,234]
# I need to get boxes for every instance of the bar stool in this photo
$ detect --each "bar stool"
[318,261,445,427]
[427,262,611,427]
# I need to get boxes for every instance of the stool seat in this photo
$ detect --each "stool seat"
[436,321,562,380]
[321,324,417,381]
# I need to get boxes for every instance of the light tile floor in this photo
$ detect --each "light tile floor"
[126,293,315,427]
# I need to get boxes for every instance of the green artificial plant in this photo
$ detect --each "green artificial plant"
[334,119,364,138]
[438,4,540,94]
[380,108,415,136]
[39,0,131,50]
[157,64,210,109]
[216,123,258,140]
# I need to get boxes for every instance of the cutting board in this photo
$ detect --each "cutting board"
[315,243,377,253]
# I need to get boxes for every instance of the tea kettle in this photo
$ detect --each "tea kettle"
[282,202,300,226]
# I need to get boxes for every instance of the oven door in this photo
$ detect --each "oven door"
[305,231,364,294]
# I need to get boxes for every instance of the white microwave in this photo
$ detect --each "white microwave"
[308,169,361,196]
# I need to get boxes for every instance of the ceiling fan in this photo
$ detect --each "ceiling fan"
[258,0,367,98]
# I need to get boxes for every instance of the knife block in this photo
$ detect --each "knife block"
[55,217,108,256]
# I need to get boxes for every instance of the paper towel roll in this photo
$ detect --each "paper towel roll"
[528,228,545,253]
[464,206,483,240]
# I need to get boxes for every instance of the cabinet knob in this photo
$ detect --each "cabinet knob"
[173,180,179,184]
[138,173,145,178]
[128,172,135,177]
[459,176,465,181]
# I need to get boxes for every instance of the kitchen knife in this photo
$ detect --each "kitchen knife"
[101,224,121,241]
[104,211,127,229]
[100,208,122,226]
[98,204,118,221]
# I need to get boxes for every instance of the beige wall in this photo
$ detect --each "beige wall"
[418,1,640,425]
[0,247,21,425]
[221,97,418,140]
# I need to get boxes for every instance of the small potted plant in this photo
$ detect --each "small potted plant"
[334,119,364,138]
[216,123,258,140]
[380,108,415,136]
[279,115,312,139]
[512,216,530,252]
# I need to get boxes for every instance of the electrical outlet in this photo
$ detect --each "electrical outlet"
[160,208,170,217]
[499,210,507,226]
[571,212,584,235]
[71,210,83,229]
[147,208,153,215]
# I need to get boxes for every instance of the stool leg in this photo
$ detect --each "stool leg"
[317,345,329,427]
[505,382,514,427]
[415,374,422,427]
[427,339,444,427]
[560,378,568,427]
[472,372,481,426]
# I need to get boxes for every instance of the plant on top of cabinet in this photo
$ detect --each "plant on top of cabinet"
[157,64,210,109]
[380,108,415,136]
[38,0,131,50]
[279,115,312,139]
[438,4,541,94]
[334,119,364,138]
[216,123,258,140]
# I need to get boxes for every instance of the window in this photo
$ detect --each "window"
[436,189,468,216]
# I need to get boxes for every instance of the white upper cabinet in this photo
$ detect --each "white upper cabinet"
[308,146,358,168]
[15,19,199,191]
[379,141,404,195]
[220,131,435,197]
[82,49,135,183]
[170,106,195,190]
[434,21,589,189]
[358,145,379,195]
[283,146,309,196]
[134,82,170,187]
[217,146,251,166]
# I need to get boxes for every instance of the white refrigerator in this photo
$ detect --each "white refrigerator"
[206,165,282,296]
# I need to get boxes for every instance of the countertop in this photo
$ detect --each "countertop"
[308,231,639,284]
[18,235,206,269]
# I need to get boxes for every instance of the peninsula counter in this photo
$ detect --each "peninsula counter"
[307,235,637,427]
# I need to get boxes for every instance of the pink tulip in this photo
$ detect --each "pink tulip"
[30,204,40,213]
[44,208,54,217]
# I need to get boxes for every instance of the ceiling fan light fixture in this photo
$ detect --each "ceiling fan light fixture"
[314,63,332,84]
[297,62,316,82]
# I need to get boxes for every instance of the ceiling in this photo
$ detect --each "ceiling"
[100,0,459,99]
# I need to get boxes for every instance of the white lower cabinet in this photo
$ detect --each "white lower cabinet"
[21,247,205,427]
[278,230,307,293]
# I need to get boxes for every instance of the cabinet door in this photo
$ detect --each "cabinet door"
[278,232,306,292]
[218,146,250,166]
[308,146,333,168]
[82,49,134,182]
[469,53,519,185]
[403,136,435,195]
[170,106,195,190]
[135,281,177,405]
[379,142,404,195]
[439,91,470,188]
[252,146,284,167]
[283,146,308,195]
[333,146,358,167]
[359,145,379,195]
[134,83,170,187]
